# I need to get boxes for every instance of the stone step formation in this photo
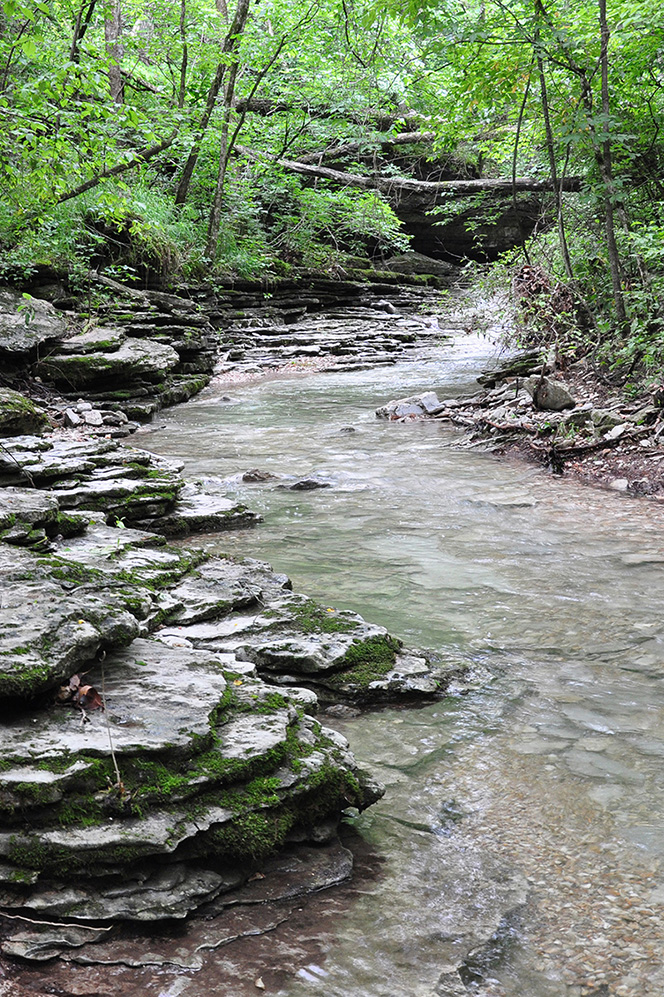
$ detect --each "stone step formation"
[0,433,466,960]
[1,275,452,437]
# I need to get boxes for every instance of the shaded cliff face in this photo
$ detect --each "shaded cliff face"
[340,148,543,262]
[393,188,542,262]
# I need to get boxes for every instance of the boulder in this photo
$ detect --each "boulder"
[376,391,441,419]
[523,375,575,411]
[276,477,333,491]
[0,288,67,364]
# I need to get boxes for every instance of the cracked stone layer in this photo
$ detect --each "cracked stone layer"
[0,288,67,363]
[0,544,140,700]
[38,337,180,389]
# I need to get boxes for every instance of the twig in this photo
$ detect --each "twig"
[0,911,112,931]
[100,655,124,796]
[0,441,36,487]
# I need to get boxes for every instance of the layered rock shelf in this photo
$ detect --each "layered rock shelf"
[0,273,472,969]
[0,425,461,960]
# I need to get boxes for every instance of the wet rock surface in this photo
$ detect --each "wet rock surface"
[377,349,664,498]
[0,420,459,964]
[0,390,48,437]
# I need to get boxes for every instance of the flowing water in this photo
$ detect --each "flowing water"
[141,332,664,997]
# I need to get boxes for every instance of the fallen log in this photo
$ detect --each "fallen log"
[234,144,582,198]
[233,98,424,131]
[296,131,437,165]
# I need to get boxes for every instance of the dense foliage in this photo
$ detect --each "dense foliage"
[1,0,663,376]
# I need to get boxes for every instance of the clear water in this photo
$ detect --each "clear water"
[141,334,664,997]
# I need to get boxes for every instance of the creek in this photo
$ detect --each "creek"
[141,331,664,997]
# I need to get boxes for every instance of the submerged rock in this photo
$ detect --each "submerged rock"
[276,478,333,491]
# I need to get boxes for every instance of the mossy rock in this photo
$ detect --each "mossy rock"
[0,389,48,436]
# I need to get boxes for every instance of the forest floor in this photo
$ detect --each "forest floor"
[439,358,664,502]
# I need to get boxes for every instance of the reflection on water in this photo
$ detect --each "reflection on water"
[142,334,664,996]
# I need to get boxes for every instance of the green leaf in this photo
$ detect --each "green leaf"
[21,37,38,59]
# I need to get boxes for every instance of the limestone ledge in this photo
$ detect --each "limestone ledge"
[0,431,463,942]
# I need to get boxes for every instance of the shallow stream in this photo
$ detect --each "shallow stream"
[142,333,664,997]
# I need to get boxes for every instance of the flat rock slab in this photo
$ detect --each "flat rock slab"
[139,481,262,536]
[0,544,139,699]
[218,711,292,762]
[53,476,180,514]
[38,338,180,389]
[57,326,126,354]
[1,865,235,936]
[0,435,182,487]
[0,639,229,775]
[19,840,353,967]
[0,436,186,523]
[0,288,67,361]
[169,566,262,624]
[0,487,60,530]
[0,388,48,436]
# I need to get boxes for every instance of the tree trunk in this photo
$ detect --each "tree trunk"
[105,0,124,103]
[178,0,187,109]
[233,97,424,130]
[175,0,250,205]
[295,131,436,165]
[205,77,236,258]
[597,0,627,327]
[536,53,574,280]
[70,1,97,63]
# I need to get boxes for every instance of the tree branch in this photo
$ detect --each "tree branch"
[295,131,436,165]
[55,131,177,205]
[234,145,582,198]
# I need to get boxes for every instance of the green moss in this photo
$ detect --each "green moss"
[326,634,402,691]
[232,690,290,715]
[52,511,88,539]
[289,599,357,635]
[35,754,75,774]
[206,808,295,861]
[0,660,54,699]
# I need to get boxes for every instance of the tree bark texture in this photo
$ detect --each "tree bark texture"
[295,131,436,165]
[105,0,124,103]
